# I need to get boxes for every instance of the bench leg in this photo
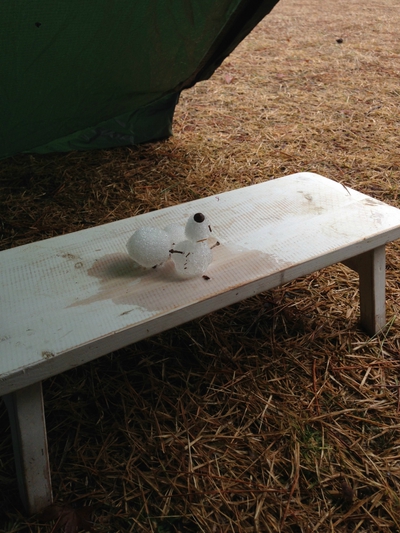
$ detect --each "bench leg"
[343,245,386,336]
[3,381,53,515]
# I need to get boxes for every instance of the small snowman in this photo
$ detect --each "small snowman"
[126,212,215,278]
[170,213,213,278]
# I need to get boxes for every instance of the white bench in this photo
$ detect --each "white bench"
[2,172,400,514]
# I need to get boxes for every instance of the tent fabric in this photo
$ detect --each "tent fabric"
[1,1,279,159]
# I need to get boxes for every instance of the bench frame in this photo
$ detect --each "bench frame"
[0,173,396,514]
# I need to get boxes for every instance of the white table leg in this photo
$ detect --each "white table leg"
[343,245,386,335]
[3,381,53,514]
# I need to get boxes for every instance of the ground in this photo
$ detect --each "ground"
[1,0,400,531]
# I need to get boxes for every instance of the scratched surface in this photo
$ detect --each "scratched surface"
[2,172,400,394]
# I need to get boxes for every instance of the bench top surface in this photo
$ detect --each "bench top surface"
[2,172,400,395]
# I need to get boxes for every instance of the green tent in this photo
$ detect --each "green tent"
[1,1,279,159]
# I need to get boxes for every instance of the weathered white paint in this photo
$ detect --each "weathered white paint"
[2,172,400,396]
[343,246,386,334]
[3,382,52,514]
[2,171,400,513]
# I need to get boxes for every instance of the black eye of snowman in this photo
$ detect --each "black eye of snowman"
[194,212,205,223]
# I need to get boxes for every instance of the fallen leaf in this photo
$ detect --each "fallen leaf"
[224,73,234,84]
[340,480,354,504]
[41,503,96,533]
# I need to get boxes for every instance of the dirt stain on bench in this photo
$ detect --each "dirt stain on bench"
[70,244,285,313]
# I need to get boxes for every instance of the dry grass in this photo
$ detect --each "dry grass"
[1,0,400,531]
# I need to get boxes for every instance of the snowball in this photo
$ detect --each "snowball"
[185,212,212,242]
[126,227,170,268]
[164,223,186,247]
[171,240,212,278]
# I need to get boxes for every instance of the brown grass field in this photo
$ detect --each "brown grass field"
[1,0,400,531]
